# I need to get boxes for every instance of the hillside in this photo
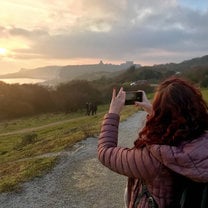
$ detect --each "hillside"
[0,66,61,80]
[111,54,208,86]
[58,62,131,81]
[152,55,208,71]
[0,61,138,83]
[0,55,208,85]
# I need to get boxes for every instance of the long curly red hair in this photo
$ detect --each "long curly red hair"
[134,77,208,147]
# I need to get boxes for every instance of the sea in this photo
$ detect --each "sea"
[0,78,46,85]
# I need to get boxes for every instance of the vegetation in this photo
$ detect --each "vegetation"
[0,105,138,192]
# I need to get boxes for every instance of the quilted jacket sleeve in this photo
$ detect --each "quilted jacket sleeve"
[97,113,160,179]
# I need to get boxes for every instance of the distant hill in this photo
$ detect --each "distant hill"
[58,62,134,81]
[0,66,61,80]
[0,61,139,84]
[111,55,208,85]
[1,55,208,85]
[152,55,208,72]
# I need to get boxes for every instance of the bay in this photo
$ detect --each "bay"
[0,78,45,84]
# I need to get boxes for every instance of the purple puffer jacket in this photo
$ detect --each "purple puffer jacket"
[97,113,208,208]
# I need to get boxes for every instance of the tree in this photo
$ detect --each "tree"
[56,80,101,113]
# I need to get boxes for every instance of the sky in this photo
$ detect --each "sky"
[0,0,208,74]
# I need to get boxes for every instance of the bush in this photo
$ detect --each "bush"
[14,132,38,150]
[21,132,38,145]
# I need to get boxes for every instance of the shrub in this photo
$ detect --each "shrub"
[14,132,38,150]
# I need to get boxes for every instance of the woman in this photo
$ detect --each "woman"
[97,77,208,208]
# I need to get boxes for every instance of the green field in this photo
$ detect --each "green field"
[0,104,138,192]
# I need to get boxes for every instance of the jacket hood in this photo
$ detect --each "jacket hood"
[149,132,208,182]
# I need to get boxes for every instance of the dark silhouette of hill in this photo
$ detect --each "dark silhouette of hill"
[58,63,126,81]
[0,66,61,80]
[0,55,208,85]
[112,55,208,84]
[0,61,137,83]
[152,55,208,72]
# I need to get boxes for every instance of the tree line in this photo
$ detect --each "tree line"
[0,80,103,120]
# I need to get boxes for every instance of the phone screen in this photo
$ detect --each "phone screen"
[125,91,142,105]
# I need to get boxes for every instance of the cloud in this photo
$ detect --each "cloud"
[1,0,208,66]
[10,27,48,37]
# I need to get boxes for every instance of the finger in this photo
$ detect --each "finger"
[134,101,141,106]
[137,90,149,102]
[117,87,123,97]
[112,88,116,100]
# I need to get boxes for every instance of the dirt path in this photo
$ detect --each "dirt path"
[0,111,146,208]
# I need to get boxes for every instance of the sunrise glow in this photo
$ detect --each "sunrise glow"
[0,48,7,55]
[0,0,207,74]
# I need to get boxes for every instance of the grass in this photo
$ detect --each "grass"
[201,88,208,101]
[0,104,138,193]
[1,88,208,193]
[0,109,95,134]
[0,157,56,192]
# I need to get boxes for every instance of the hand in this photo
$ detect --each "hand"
[135,91,152,115]
[109,87,126,115]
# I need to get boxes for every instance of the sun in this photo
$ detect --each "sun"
[0,48,7,55]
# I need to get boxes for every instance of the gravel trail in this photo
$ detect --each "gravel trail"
[0,111,146,208]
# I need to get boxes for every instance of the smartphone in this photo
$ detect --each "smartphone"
[125,91,143,105]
